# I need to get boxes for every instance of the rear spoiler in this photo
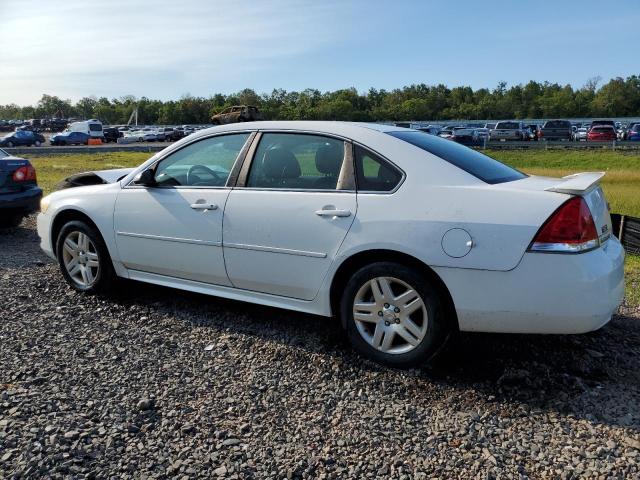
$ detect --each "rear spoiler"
[544,172,605,195]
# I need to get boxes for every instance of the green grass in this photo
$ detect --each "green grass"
[25,152,151,195]
[625,254,640,309]
[23,149,640,308]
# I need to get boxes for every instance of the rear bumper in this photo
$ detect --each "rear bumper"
[0,187,42,216]
[436,238,625,334]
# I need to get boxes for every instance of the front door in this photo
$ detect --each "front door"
[114,132,251,285]
[223,132,357,300]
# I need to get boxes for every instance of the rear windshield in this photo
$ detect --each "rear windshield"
[592,127,613,132]
[495,122,519,130]
[89,123,102,131]
[544,120,571,128]
[632,125,640,132]
[388,131,526,184]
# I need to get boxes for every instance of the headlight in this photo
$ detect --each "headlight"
[40,194,51,213]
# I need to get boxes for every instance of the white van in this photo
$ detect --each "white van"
[69,119,103,138]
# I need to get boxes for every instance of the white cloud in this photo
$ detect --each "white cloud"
[0,0,351,104]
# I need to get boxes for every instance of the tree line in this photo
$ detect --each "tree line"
[1,76,639,125]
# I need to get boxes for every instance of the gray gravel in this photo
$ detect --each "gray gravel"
[1,216,639,479]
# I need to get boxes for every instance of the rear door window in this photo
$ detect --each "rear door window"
[354,146,403,192]
[246,133,347,190]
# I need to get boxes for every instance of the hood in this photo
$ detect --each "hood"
[56,167,135,190]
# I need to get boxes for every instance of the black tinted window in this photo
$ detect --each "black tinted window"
[495,122,519,129]
[354,146,402,192]
[388,131,526,184]
[544,120,571,128]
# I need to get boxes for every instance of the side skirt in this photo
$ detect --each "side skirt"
[126,269,331,317]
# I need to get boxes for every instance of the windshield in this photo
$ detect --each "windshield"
[544,120,571,128]
[388,131,526,184]
[0,147,8,158]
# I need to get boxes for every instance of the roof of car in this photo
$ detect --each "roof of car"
[194,121,406,139]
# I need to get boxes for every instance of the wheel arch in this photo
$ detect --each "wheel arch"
[50,208,105,259]
[329,249,459,331]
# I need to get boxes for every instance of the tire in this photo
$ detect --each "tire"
[56,220,116,294]
[341,262,451,368]
[0,214,23,228]
[34,141,42,147]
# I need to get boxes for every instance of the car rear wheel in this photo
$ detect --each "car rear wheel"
[341,262,451,368]
[56,221,115,293]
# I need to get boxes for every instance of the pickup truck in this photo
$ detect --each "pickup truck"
[488,121,525,141]
[537,120,573,141]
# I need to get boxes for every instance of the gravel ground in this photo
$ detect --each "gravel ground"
[1,217,639,479]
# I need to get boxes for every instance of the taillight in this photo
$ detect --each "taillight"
[12,165,37,183]
[529,197,599,253]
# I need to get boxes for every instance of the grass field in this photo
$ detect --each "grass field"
[23,149,640,308]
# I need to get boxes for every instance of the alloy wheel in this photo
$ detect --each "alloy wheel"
[352,276,428,355]
[61,231,100,288]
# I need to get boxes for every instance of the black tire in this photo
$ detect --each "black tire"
[55,220,116,294]
[341,262,452,368]
[0,214,23,228]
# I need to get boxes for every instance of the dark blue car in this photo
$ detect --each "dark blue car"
[0,148,42,228]
[628,124,640,141]
[0,130,46,147]
[50,131,90,146]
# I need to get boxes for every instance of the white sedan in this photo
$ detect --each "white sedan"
[37,122,625,367]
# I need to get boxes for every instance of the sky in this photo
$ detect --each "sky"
[0,0,638,105]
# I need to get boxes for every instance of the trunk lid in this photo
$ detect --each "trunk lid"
[510,172,612,246]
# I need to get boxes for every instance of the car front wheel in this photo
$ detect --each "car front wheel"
[56,221,115,293]
[341,262,451,368]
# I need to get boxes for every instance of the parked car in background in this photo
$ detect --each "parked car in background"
[525,124,539,140]
[475,127,490,142]
[538,120,573,141]
[438,127,454,140]
[484,122,496,130]
[36,121,624,367]
[50,131,91,146]
[590,120,616,130]
[573,127,589,141]
[102,127,124,143]
[626,123,640,141]
[211,105,263,125]
[0,148,42,228]
[587,126,617,142]
[450,127,479,145]
[489,121,525,141]
[417,126,441,135]
[0,130,45,147]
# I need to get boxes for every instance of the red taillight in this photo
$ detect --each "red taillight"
[529,197,599,253]
[12,165,37,183]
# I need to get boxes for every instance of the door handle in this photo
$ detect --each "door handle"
[315,208,351,218]
[190,203,218,210]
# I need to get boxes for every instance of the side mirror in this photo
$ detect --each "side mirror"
[133,169,156,187]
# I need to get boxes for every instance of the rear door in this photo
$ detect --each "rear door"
[223,132,357,300]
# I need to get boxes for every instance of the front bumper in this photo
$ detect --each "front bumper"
[0,187,42,215]
[37,211,56,260]
[435,238,625,334]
